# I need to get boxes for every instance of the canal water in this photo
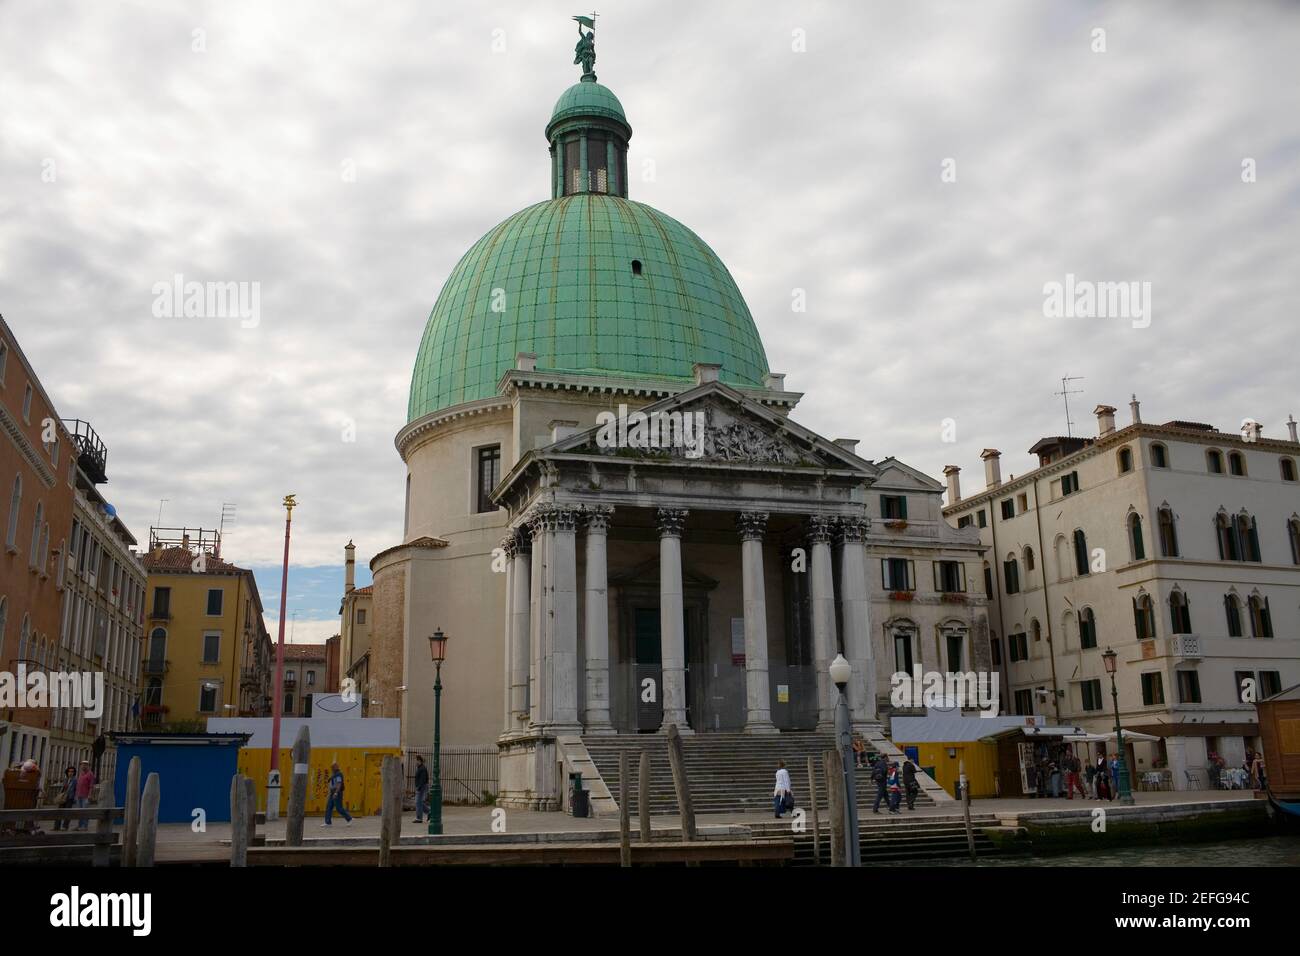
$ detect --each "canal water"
[915,836,1300,867]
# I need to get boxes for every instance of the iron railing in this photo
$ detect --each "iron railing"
[404,747,497,805]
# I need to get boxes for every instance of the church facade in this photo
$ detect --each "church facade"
[357,45,991,811]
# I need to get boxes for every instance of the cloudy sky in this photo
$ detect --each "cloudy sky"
[3,0,1297,642]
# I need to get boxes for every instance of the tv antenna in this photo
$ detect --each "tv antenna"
[1054,375,1085,437]
[156,498,169,526]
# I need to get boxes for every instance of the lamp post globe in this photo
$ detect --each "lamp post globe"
[828,653,860,866]
[427,629,449,835]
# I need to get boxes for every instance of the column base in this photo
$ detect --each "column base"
[658,722,695,736]
[583,721,616,736]
[744,720,779,734]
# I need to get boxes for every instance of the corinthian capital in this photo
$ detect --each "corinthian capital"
[583,504,614,534]
[656,508,689,538]
[736,511,770,542]
[835,516,872,543]
[806,514,837,544]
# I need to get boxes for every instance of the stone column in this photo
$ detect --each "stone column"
[808,515,839,730]
[548,506,582,733]
[509,527,532,729]
[527,511,549,728]
[583,506,614,734]
[657,508,691,733]
[738,512,777,733]
[836,517,878,732]
[501,531,516,735]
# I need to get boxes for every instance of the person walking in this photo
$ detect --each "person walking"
[871,754,889,814]
[413,755,430,823]
[1084,756,1097,797]
[1065,751,1086,800]
[54,766,77,831]
[886,762,902,814]
[74,761,95,831]
[321,761,354,827]
[773,760,793,818]
[1108,752,1121,798]
[902,759,920,811]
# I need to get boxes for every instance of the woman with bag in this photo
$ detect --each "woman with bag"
[773,760,793,818]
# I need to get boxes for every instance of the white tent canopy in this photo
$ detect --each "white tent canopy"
[1064,730,1161,743]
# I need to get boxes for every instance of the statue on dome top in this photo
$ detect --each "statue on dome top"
[573,14,597,77]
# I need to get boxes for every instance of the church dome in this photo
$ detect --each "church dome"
[407,76,770,423]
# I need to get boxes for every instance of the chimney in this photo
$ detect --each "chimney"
[515,351,537,372]
[763,372,787,391]
[692,362,721,385]
[1241,419,1262,443]
[1129,394,1142,425]
[833,438,860,455]
[345,540,356,593]
[1288,414,1298,443]
[1094,404,1117,437]
[181,533,191,551]
[943,465,962,505]
[981,449,1002,490]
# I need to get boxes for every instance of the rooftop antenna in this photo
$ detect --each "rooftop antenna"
[156,498,168,527]
[1053,375,1085,438]
[218,502,237,557]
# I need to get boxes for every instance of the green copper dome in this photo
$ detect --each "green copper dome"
[547,80,628,137]
[407,194,771,421]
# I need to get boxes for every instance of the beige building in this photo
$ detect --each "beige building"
[49,450,146,784]
[943,399,1300,789]
[337,541,373,712]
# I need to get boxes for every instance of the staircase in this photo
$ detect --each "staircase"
[749,812,1001,864]
[580,732,938,815]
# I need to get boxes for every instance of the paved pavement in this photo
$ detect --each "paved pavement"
[155,788,1259,856]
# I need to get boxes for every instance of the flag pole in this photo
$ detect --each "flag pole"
[266,494,297,821]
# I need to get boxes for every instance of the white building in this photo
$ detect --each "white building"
[943,398,1300,789]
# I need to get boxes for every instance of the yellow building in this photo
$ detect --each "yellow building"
[141,528,273,726]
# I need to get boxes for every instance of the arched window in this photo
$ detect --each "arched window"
[1031,618,1042,656]
[1288,517,1300,565]
[1224,593,1243,637]
[1158,506,1179,557]
[983,561,993,599]
[0,596,7,644]
[1248,595,1273,638]
[18,613,30,660]
[28,501,42,567]
[1150,443,1169,468]
[1073,528,1090,576]
[1169,590,1192,634]
[1133,594,1156,641]
[1282,458,1297,482]
[38,523,49,573]
[1235,513,1260,562]
[1079,607,1098,649]
[1118,448,1134,474]
[1003,553,1020,594]
[1128,512,1145,561]
[1023,546,1035,572]
[5,474,21,549]
[1228,451,1246,476]
[1207,449,1224,474]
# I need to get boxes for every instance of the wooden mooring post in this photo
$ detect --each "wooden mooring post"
[123,756,141,868]
[807,755,820,866]
[285,725,311,847]
[665,724,696,844]
[638,750,651,843]
[137,772,160,868]
[618,750,631,867]
[230,774,249,867]
[822,750,845,867]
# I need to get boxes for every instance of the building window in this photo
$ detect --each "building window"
[356,608,367,625]
[1133,594,1156,641]
[1000,498,1014,520]
[1128,512,1145,561]
[1169,591,1191,634]
[934,561,965,593]
[152,587,171,618]
[22,383,32,422]
[1224,594,1243,637]
[0,340,7,383]
[976,510,987,529]
[28,501,43,568]
[631,259,643,276]
[202,632,220,663]
[1009,633,1028,662]
[1023,546,1035,572]
[199,683,218,713]
[206,588,223,616]
[1061,471,1080,496]
[1207,449,1223,474]
[881,495,907,520]
[306,670,316,686]
[1176,670,1201,704]
[1078,608,1097,649]
[1260,671,1282,698]
[1282,458,1297,482]
[1151,443,1168,468]
[1080,679,1103,712]
[983,562,993,598]
[1014,688,1034,715]
[6,474,21,550]
[957,515,972,529]
[882,558,915,591]
[283,693,294,713]
[945,631,965,671]
[476,445,501,513]
[1248,595,1273,638]
[1118,448,1133,474]
[1158,506,1179,557]
[893,631,913,673]
[1003,555,1019,594]
[1141,672,1164,706]
[1228,451,1246,476]
[990,635,1002,666]
[1017,492,1028,512]
[1073,529,1090,576]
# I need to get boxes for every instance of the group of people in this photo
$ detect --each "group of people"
[319,754,434,827]
[871,754,921,814]
[1026,747,1124,800]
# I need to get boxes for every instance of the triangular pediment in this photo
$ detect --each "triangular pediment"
[874,457,944,492]
[544,381,878,475]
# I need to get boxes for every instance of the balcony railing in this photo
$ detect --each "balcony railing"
[142,658,170,676]
[1169,634,1202,660]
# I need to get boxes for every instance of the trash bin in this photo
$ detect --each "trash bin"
[568,772,589,818]
[2,768,40,810]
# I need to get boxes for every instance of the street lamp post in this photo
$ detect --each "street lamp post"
[427,629,449,836]
[1102,647,1136,806]
[267,494,296,822]
[829,654,861,866]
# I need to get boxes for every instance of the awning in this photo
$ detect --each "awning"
[1064,730,1161,743]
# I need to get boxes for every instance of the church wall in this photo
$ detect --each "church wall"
[404,410,512,543]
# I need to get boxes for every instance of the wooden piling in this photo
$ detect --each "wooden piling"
[665,724,696,843]
[123,756,141,867]
[285,724,311,847]
[618,750,631,867]
[93,774,115,868]
[807,755,820,866]
[638,750,651,843]
[379,756,396,867]
[137,772,160,868]
[230,774,249,867]
[823,750,844,867]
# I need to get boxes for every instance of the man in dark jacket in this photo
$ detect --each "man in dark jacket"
[871,755,888,814]
[413,755,430,823]
[902,760,920,810]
